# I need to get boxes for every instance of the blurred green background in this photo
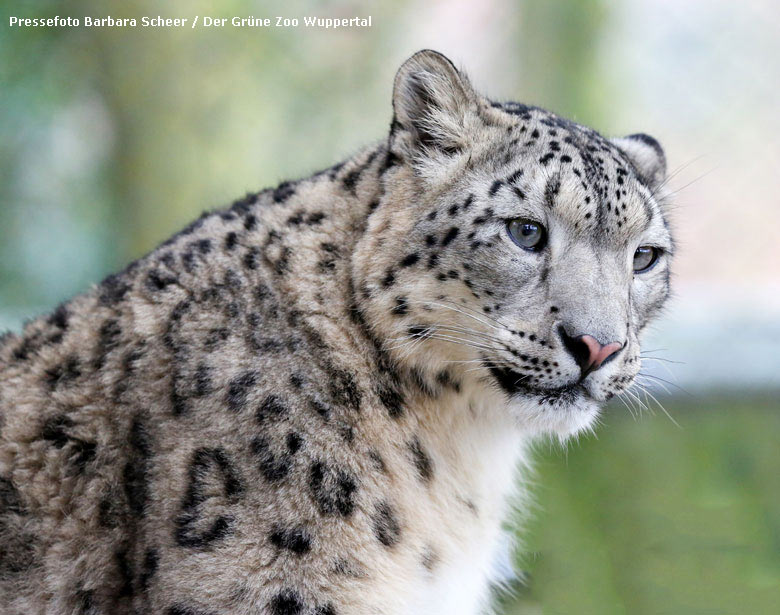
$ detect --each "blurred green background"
[1,1,778,613]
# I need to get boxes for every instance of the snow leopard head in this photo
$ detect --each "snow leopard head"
[355,50,673,438]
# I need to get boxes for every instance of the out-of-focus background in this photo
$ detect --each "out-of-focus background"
[1,0,778,612]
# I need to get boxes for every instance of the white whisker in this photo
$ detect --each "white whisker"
[632,382,681,429]
[407,299,504,332]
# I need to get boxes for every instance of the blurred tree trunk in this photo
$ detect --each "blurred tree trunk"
[518,0,610,128]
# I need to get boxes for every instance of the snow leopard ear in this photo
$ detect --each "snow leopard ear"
[611,133,667,191]
[391,50,478,157]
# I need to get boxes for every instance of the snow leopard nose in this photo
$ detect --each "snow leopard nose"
[557,326,623,376]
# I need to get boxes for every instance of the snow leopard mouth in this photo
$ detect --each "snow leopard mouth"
[486,364,587,405]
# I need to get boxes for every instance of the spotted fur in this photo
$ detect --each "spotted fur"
[0,50,673,614]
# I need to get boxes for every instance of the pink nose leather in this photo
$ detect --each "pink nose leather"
[579,335,623,371]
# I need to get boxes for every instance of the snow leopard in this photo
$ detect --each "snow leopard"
[0,50,673,615]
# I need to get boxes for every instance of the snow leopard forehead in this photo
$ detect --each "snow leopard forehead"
[467,100,670,246]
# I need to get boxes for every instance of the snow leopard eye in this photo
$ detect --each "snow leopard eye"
[633,246,660,272]
[507,218,547,252]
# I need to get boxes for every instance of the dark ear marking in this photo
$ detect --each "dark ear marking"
[611,133,667,191]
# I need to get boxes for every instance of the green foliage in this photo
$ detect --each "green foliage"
[500,397,780,614]
[517,0,610,126]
